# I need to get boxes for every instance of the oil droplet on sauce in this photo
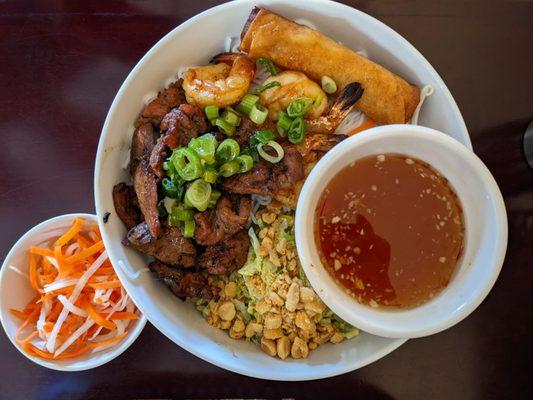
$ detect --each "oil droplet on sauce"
[314,154,465,309]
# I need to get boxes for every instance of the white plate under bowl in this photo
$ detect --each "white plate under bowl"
[94,0,470,380]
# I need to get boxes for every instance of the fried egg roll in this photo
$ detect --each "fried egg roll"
[241,8,420,125]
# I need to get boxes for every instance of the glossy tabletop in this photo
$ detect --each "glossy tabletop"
[0,1,532,399]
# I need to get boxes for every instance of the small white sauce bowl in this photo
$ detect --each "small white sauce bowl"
[295,125,507,338]
[0,213,146,371]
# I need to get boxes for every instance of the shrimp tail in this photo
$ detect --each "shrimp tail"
[210,52,244,65]
[336,82,364,111]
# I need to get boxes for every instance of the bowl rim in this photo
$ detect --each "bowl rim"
[295,125,507,338]
[93,0,473,380]
[0,213,147,372]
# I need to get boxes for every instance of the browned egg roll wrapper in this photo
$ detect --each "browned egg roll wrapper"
[241,8,420,125]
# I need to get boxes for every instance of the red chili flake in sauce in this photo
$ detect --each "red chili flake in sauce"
[314,154,465,309]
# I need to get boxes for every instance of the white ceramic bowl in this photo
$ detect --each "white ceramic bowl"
[94,0,472,380]
[296,126,507,338]
[0,213,146,371]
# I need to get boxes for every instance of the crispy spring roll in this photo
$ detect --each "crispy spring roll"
[241,7,420,125]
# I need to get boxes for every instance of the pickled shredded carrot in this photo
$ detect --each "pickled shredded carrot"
[10,218,139,360]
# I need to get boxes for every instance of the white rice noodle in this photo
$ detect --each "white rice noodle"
[356,49,369,58]
[224,36,241,53]
[294,18,318,30]
[46,251,108,353]
[248,227,260,253]
[409,84,435,125]
[334,109,366,136]
[122,149,131,170]
[8,265,29,279]
[53,318,94,357]
[44,256,60,271]
[249,63,271,92]
[43,279,78,293]
[64,243,79,257]
[57,295,87,317]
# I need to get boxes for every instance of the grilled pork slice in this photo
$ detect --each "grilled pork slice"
[222,145,304,196]
[194,195,251,246]
[149,260,219,300]
[126,222,196,267]
[112,183,141,229]
[197,229,250,275]
[135,80,186,128]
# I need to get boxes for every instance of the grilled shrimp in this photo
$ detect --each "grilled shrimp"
[307,82,364,134]
[259,71,328,120]
[182,53,256,108]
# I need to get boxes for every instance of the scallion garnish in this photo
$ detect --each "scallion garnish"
[287,97,313,118]
[257,140,285,163]
[257,57,277,76]
[215,138,240,163]
[249,104,269,125]
[253,81,281,95]
[162,177,182,198]
[171,147,204,181]
[221,108,241,127]
[236,93,259,115]
[287,117,307,144]
[276,111,292,137]
[253,129,275,144]
[215,117,236,136]
[188,133,217,165]
[219,161,240,177]
[184,179,212,212]
[202,166,218,184]
[235,154,254,173]
[183,220,196,238]
[204,105,219,121]
[321,75,337,94]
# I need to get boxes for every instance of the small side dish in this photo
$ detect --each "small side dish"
[8,217,140,360]
[315,154,465,309]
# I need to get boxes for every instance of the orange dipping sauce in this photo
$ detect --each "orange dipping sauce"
[314,154,465,309]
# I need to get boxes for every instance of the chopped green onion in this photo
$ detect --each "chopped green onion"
[184,179,212,211]
[219,161,240,177]
[235,154,254,173]
[257,57,277,76]
[253,130,275,144]
[321,75,337,94]
[215,118,236,136]
[188,133,217,165]
[236,94,259,115]
[204,105,219,120]
[203,166,218,184]
[221,108,241,127]
[216,138,240,163]
[276,111,292,137]
[257,140,285,163]
[209,189,221,207]
[249,104,269,125]
[252,81,280,95]
[157,200,168,217]
[183,220,196,238]
[288,117,307,144]
[163,160,176,175]
[287,97,313,118]
[170,203,194,222]
[162,177,182,198]
[240,147,259,163]
[171,147,204,181]
[314,95,323,107]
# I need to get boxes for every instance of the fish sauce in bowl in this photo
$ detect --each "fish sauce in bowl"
[314,153,465,309]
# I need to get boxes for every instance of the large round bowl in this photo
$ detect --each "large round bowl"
[94,0,471,380]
